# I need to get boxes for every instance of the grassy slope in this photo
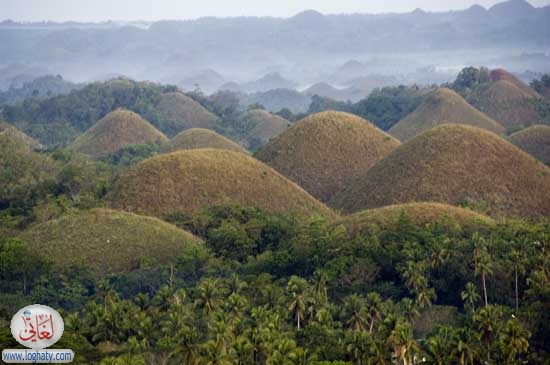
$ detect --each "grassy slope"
[0,134,58,203]
[19,208,201,275]
[71,109,168,157]
[109,149,336,219]
[256,111,400,202]
[471,80,540,131]
[337,202,495,235]
[238,109,291,149]
[331,124,550,219]
[489,69,541,99]
[164,128,247,153]
[156,92,220,136]
[0,122,43,150]
[389,88,505,141]
[510,125,550,165]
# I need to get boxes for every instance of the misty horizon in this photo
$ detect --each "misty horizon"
[2,0,550,22]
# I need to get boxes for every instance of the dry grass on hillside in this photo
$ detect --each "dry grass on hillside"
[331,124,550,219]
[156,92,219,136]
[19,208,201,275]
[337,202,495,235]
[71,109,167,157]
[471,80,540,131]
[389,88,505,141]
[238,109,290,150]
[489,69,541,98]
[163,128,247,153]
[256,111,400,202]
[510,125,550,165]
[109,149,335,219]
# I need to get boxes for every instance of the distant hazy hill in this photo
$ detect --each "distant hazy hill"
[0,75,80,105]
[241,89,311,113]
[1,0,547,83]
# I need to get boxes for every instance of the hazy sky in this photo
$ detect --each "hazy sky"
[2,0,549,22]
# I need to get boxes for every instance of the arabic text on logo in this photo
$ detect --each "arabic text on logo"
[10,304,64,349]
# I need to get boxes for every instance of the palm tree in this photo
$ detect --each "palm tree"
[346,329,373,365]
[474,305,503,363]
[387,320,418,365]
[498,319,530,364]
[400,298,420,324]
[268,339,299,365]
[226,293,248,323]
[287,276,309,330]
[195,278,224,316]
[201,339,234,365]
[232,335,254,365]
[365,292,383,334]
[460,282,480,313]
[452,328,475,365]
[475,249,493,307]
[313,269,329,306]
[509,248,526,314]
[343,294,368,332]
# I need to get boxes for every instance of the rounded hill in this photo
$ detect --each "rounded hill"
[155,92,220,136]
[510,125,550,165]
[255,111,401,202]
[238,109,290,150]
[331,124,550,219]
[389,88,505,141]
[337,203,495,235]
[0,121,42,150]
[71,109,168,158]
[472,80,540,131]
[489,69,540,98]
[109,149,335,218]
[19,208,202,275]
[0,133,58,206]
[164,128,247,153]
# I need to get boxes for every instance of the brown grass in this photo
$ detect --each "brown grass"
[156,92,220,136]
[19,208,202,275]
[238,109,290,150]
[331,124,550,219]
[489,69,541,98]
[256,111,400,202]
[389,88,505,141]
[163,128,247,153]
[337,202,495,235]
[109,148,335,219]
[510,125,550,165]
[471,80,540,131]
[71,109,168,157]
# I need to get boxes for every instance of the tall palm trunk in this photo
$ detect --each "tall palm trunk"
[482,272,488,307]
[515,266,519,313]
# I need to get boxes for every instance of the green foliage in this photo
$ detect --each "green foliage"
[101,143,161,167]
[1,78,177,146]
[530,74,550,97]
[452,66,490,93]
[351,85,426,131]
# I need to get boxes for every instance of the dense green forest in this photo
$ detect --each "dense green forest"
[1,144,550,364]
[2,203,549,364]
